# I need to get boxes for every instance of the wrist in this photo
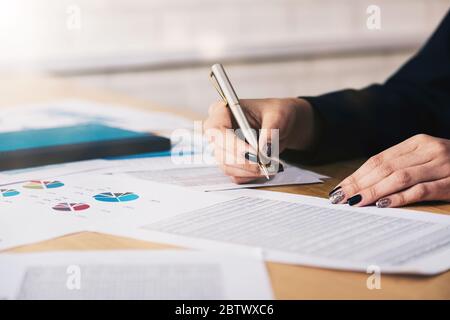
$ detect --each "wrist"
[286,98,316,150]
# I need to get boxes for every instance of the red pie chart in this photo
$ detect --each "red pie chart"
[52,202,90,212]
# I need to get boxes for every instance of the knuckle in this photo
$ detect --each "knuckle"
[339,174,352,185]
[413,133,430,142]
[378,164,394,177]
[367,154,383,168]
[433,140,449,155]
[347,175,357,185]
[345,176,360,194]
[394,170,412,187]
[397,192,406,205]
[414,184,429,199]
[367,187,379,201]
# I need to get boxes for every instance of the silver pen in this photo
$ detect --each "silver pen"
[209,63,270,179]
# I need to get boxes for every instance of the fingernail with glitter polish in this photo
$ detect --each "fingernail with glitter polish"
[348,194,362,206]
[328,186,342,197]
[329,189,345,204]
[376,198,391,208]
[244,152,258,163]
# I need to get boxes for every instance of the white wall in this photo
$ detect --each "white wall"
[1,0,448,71]
[67,51,412,115]
[1,0,448,114]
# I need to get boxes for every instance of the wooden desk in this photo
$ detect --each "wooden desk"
[1,75,449,299]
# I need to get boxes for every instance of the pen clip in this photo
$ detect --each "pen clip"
[209,72,228,104]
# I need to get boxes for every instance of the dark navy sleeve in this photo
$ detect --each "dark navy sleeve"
[285,10,450,164]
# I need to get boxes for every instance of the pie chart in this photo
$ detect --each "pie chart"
[52,203,90,212]
[94,192,139,203]
[23,180,65,190]
[0,189,20,197]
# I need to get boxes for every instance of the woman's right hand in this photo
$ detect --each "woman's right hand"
[203,97,316,183]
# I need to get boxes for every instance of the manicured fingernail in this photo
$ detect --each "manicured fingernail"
[329,190,345,204]
[244,152,258,163]
[328,186,342,197]
[348,194,362,206]
[376,198,391,208]
[277,163,284,173]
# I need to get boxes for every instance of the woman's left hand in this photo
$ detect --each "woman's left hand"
[329,134,450,208]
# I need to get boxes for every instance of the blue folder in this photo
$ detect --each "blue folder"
[0,123,170,170]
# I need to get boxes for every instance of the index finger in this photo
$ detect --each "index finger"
[206,101,232,129]
[338,137,419,188]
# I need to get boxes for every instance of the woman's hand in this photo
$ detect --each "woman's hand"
[203,98,315,184]
[329,134,450,208]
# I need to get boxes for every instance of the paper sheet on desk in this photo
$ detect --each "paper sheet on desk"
[101,155,328,191]
[0,159,112,186]
[0,173,230,250]
[0,250,272,300]
[99,189,450,275]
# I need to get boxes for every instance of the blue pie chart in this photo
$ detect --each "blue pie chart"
[0,189,20,197]
[94,192,139,203]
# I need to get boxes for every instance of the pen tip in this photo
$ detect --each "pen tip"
[261,166,270,180]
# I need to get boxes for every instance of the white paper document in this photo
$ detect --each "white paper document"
[103,155,328,191]
[0,173,229,250]
[0,250,273,300]
[101,189,450,275]
[0,159,112,186]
